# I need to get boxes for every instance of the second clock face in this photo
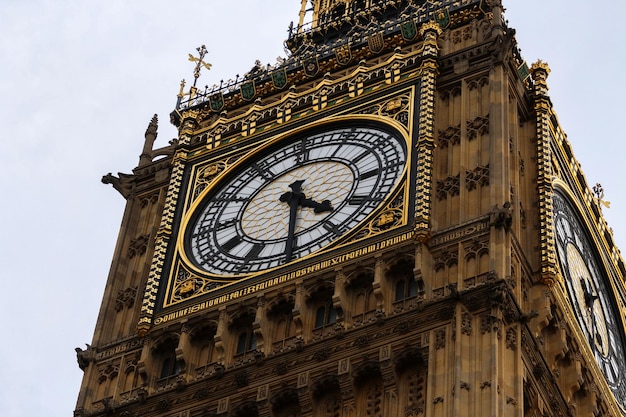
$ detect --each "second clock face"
[185,124,407,276]
[554,192,626,408]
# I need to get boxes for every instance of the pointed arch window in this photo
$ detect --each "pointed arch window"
[394,277,417,302]
[268,297,297,352]
[315,303,337,329]
[347,270,377,325]
[190,324,217,378]
[152,337,182,388]
[229,310,258,360]
[159,354,180,380]
[236,329,257,355]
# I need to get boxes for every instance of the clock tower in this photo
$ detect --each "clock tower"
[75,1,626,416]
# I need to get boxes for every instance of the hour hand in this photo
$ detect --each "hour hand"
[300,197,333,213]
[580,277,598,308]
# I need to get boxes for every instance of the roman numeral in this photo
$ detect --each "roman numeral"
[215,218,237,231]
[358,168,380,181]
[214,196,248,203]
[244,243,265,261]
[221,236,242,253]
[192,226,210,238]
[323,221,342,236]
[252,163,274,180]
[348,195,370,205]
[296,138,309,165]
[352,150,370,164]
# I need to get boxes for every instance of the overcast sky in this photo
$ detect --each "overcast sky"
[1,1,624,416]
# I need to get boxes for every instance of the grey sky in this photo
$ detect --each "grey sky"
[0,1,624,416]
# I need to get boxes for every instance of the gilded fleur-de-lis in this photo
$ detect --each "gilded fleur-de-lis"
[188,44,212,87]
[593,183,611,209]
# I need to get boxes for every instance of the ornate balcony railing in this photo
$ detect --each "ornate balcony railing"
[174,0,499,112]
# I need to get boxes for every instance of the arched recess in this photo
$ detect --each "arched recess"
[393,347,428,416]
[386,254,418,313]
[267,293,297,353]
[306,280,337,340]
[352,361,383,417]
[189,321,218,378]
[345,267,376,326]
[228,308,258,361]
[270,387,302,417]
[119,352,141,400]
[151,333,182,389]
[311,374,342,417]
[230,400,259,417]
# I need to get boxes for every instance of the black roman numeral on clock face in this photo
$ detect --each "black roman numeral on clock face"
[322,221,341,236]
[244,243,265,261]
[221,236,242,252]
[358,168,380,181]
[348,195,371,205]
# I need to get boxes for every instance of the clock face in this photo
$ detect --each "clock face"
[554,193,626,407]
[185,125,407,276]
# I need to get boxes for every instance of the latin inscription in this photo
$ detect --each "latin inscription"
[429,221,489,246]
[155,231,414,325]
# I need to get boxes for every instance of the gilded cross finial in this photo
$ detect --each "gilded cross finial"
[188,44,212,87]
[593,183,611,209]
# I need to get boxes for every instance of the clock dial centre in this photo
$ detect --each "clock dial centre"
[279,179,334,262]
[241,162,352,240]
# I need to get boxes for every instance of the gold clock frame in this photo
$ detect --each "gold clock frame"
[163,112,413,309]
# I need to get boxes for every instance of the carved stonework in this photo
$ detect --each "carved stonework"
[464,238,489,260]
[355,335,370,348]
[489,202,513,230]
[519,202,527,228]
[115,286,138,311]
[275,361,288,375]
[137,153,187,334]
[465,164,489,190]
[506,327,517,350]
[235,371,248,388]
[467,76,489,91]
[436,174,460,200]
[128,234,150,259]
[358,93,412,128]
[438,124,461,148]
[434,250,458,271]
[466,114,489,141]
[140,193,159,208]
[97,362,120,383]
[74,5,608,417]
[451,25,473,44]
[313,348,330,362]
[435,329,446,349]
[461,312,472,336]
[480,314,493,334]
[169,263,223,304]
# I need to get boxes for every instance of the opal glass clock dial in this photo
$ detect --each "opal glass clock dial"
[186,125,407,276]
[554,192,626,408]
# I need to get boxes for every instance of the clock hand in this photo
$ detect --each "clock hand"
[279,180,334,262]
[279,180,305,262]
[299,196,333,213]
[580,277,601,354]
[581,277,599,309]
